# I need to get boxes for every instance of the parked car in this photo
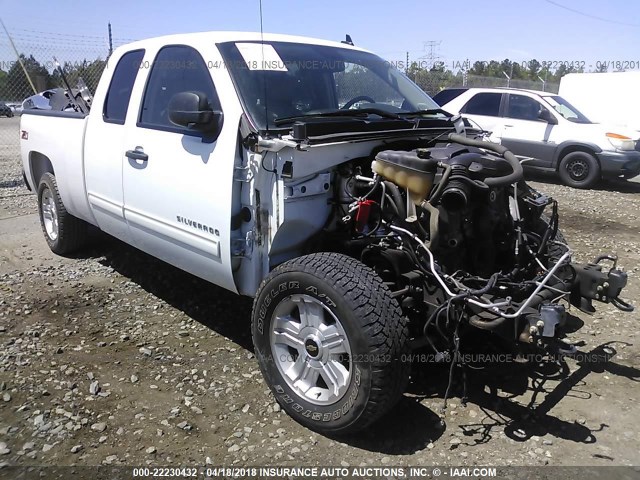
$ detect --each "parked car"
[0,102,14,117]
[433,87,640,188]
[19,32,632,434]
[7,103,23,116]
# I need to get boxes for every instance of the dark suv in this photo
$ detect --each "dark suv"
[0,103,14,118]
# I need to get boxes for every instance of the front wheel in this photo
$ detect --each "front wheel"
[252,253,410,434]
[558,151,600,189]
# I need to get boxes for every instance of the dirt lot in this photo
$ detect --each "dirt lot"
[1,117,639,473]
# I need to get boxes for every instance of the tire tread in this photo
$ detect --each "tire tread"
[253,252,410,432]
[38,173,87,255]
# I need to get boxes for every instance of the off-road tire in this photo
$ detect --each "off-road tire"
[37,172,88,255]
[252,252,410,434]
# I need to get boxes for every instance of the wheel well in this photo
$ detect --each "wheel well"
[556,145,600,171]
[29,152,54,188]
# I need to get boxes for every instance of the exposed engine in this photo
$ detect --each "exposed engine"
[324,133,633,368]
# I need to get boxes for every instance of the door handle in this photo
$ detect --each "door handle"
[126,148,148,162]
[504,125,513,128]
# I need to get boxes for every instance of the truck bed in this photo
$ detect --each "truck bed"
[21,110,94,225]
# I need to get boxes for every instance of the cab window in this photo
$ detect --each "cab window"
[103,49,145,124]
[139,45,221,134]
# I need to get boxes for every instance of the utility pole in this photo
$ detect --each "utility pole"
[108,22,113,58]
[405,51,409,75]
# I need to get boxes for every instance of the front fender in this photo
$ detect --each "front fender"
[552,141,603,169]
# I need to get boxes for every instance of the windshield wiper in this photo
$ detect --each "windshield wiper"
[274,108,400,126]
[397,108,452,117]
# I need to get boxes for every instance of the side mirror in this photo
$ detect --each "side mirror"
[168,91,223,135]
[538,109,558,125]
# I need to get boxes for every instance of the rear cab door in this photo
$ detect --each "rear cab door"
[120,41,239,292]
[84,48,146,242]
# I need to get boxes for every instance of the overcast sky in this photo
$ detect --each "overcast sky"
[1,0,639,71]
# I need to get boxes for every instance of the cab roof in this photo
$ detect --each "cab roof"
[114,31,371,55]
[445,87,557,97]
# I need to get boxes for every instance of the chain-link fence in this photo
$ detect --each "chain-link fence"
[0,28,562,184]
[0,27,136,191]
[410,71,559,97]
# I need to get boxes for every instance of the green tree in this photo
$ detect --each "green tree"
[406,61,422,82]
[468,60,487,76]
[498,59,527,80]
[468,60,502,77]
[7,54,53,100]
[0,69,8,100]
[550,63,583,83]
[538,65,551,82]
[526,59,541,80]
[409,65,460,96]
[51,58,106,94]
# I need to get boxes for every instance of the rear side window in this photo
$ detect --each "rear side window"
[103,49,145,124]
[461,92,502,116]
[139,45,220,133]
[432,88,467,107]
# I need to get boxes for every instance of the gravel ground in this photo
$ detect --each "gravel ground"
[1,119,639,471]
[0,117,33,218]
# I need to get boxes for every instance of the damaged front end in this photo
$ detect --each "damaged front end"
[466,251,633,358]
[330,132,633,367]
[572,255,633,313]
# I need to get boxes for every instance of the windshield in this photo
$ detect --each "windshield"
[217,41,441,130]
[543,95,591,124]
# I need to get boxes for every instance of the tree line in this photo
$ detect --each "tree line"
[0,54,105,101]
[0,53,602,102]
[407,58,593,95]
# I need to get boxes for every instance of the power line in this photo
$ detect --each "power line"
[543,0,640,27]
[0,33,137,50]
[6,28,109,39]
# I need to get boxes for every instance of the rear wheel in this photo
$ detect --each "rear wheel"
[252,252,410,434]
[37,173,88,255]
[558,151,600,189]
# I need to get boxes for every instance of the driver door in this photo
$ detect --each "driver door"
[498,93,557,168]
[121,45,237,292]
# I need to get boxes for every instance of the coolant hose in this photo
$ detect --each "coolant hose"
[383,181,406,219]
[448,133,523,187]
[427,163,452,206]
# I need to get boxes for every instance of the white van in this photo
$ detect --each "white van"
[434,87,640,188]
[559,71,640,131]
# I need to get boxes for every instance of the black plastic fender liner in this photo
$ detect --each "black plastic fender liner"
[22,169,31,191]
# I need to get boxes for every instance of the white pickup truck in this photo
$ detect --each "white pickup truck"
[21,32,632,435]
